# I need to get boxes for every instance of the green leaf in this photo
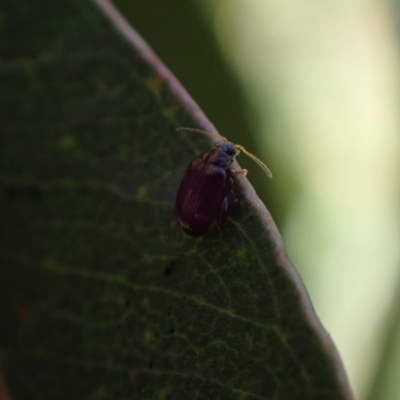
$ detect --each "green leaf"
[0,0,353,399]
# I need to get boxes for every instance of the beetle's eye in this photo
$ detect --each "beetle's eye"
[224,144,236,156]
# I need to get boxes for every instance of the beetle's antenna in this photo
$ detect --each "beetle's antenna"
[177,128,271,176]
[176,127,210,135]
[177,127,228,142]
[234,144,272,178]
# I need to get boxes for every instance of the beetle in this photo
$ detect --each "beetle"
[175,128,272,237]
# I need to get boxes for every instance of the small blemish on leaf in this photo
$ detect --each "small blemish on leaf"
[145,76,163,93]
[17,301,34,321]
[58,299,69,310]
[164,258,176,277]
[158,384,172,400]
[161,105,179,121]
[147,360,154,370]
[0,11,5,28]
[136,184,148,199]
[124,298,132,308]
[58,134,76,150]
[4,183,42,201]
[142,297,149,308]
[26,183,42,201]
[236,247,247,258]
[92,387,107,398]
[127,370,136,386]
[4,185,17,199]
[117,144,130,160]
[42,256,56,271]
[143,329,155,345]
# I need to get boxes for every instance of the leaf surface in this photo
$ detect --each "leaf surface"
[0,0,353,399]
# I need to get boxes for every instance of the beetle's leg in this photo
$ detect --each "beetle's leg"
[231,168,248,176]
[216,195,229,229]
[233,144,272,178]
[227,176,238,205]
[216,176,237,229]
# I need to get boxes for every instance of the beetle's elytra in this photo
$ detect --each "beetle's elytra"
[175,128,272,237]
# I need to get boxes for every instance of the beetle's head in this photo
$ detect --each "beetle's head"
[201,142,237,168]
[217,142,236,157]
[176,127,272,177]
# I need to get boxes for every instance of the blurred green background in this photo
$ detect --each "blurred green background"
[113,1,400,399]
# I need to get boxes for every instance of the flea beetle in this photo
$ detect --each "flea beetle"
[175,128,272,237]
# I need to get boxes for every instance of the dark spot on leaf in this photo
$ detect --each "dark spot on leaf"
[124,298,132,308]
[3,183,42,201]
[293,293,301,303]
[164,258,176,277]
[163,266,173,277]
[147,360,154,370]
[17,301,34,321]
[58,300,69,310]
[99,143,116,157]
[127,370,136,386]
[70,58,87,80]
[26,183,42,200]
[4,185,17,199]
[168,328,175,335]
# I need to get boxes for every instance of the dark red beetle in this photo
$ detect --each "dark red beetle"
[175,128,272,237]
